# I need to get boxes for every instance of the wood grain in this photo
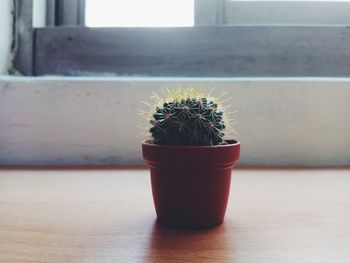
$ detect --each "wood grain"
[0,169,349,263]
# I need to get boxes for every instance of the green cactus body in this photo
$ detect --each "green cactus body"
[150,97,226,146]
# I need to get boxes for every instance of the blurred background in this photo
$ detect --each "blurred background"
[0,0,349,167]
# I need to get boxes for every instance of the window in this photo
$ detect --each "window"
[85,0,194,27]
[13,0,350,77]
[85,0,350,27]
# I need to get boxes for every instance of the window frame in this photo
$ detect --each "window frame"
[198,0,350,26]
[12,0,350,76]
[46,0,85,26]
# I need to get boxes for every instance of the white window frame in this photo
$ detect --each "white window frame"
[196,0,350,26]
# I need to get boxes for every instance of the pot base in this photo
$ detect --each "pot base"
[156,217,224,230]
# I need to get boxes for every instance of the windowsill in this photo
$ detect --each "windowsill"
[2,75,350,81]
[0,76,349,167]
[1,168,349,262]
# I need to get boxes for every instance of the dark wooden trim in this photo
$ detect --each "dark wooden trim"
[34,26,350,77]
[55,0,85,26]
[46,0,56,26]
[77,0,85,26]
[12,0,34,75]
[46,0,85,27]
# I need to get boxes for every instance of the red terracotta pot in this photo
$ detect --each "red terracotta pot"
[142,139,240,229]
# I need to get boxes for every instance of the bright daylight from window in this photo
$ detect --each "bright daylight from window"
[85,0,194,27]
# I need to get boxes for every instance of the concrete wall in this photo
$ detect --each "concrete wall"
[0,77,349,167]
[0,0,13,74]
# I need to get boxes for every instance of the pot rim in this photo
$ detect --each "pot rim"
[142,139,240,149]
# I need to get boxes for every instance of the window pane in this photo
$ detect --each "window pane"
[85,0,194,27]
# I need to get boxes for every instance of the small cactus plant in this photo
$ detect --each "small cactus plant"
[141,88,234,146]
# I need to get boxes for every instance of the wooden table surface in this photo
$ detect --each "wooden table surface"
[0,168,349,263]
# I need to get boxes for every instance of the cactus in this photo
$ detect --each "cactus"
[143,88,232,146]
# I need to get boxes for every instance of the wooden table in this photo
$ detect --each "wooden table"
[0,168,349,263]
